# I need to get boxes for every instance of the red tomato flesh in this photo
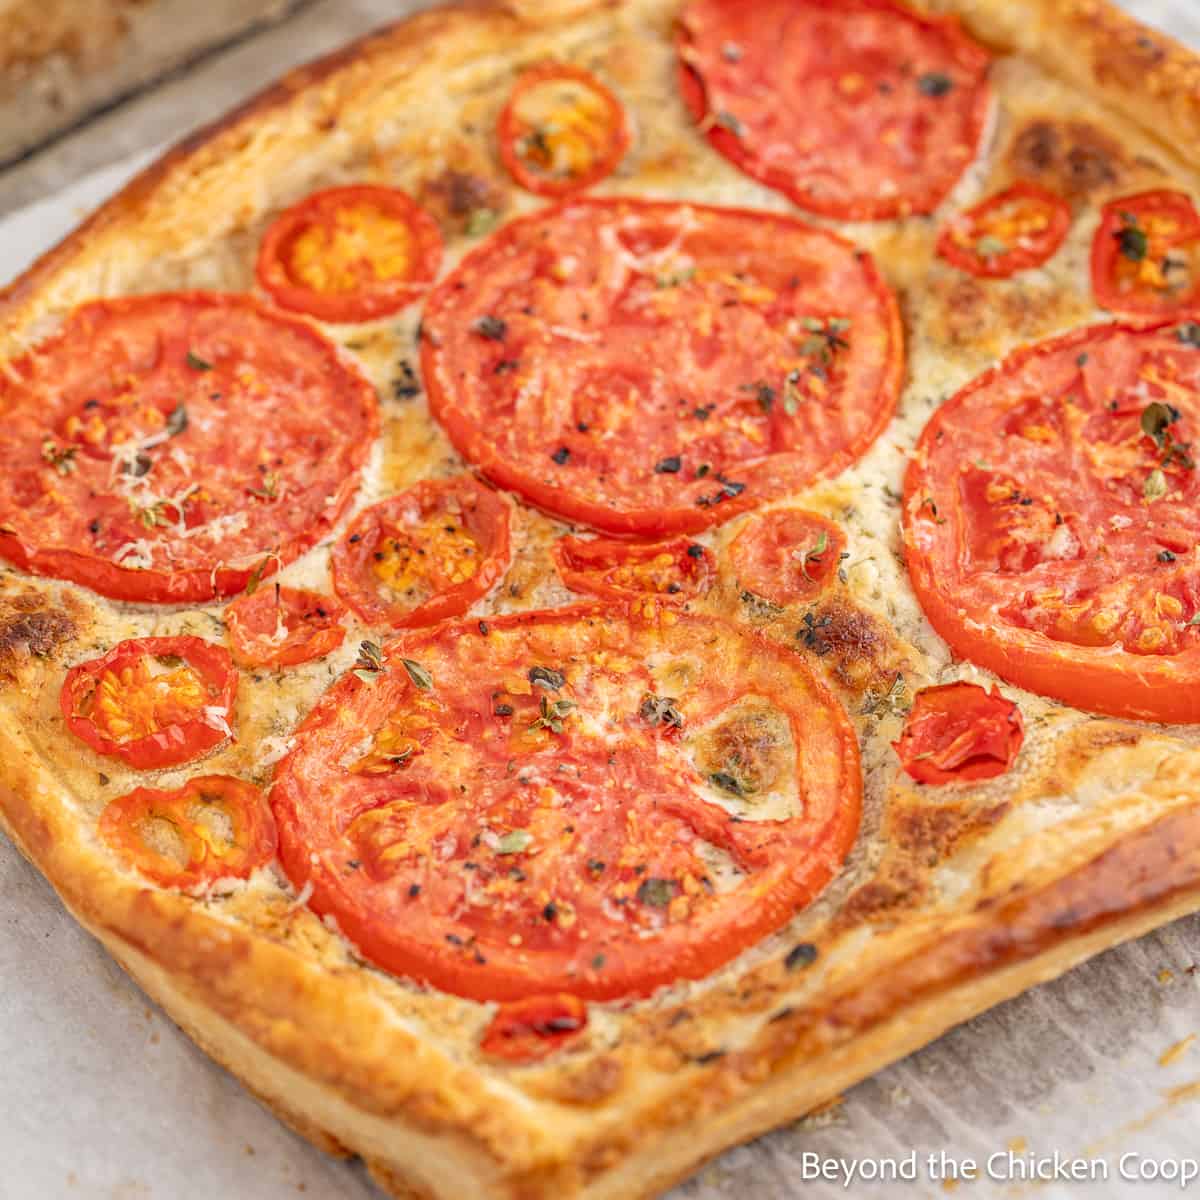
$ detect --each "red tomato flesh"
[225,584,346,669]
[552,534,713,601]
[893,682,1023,784]
[726,508,845,607]
[937,181,1071,279]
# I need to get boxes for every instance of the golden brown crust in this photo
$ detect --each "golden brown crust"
[3,2,1200,1198]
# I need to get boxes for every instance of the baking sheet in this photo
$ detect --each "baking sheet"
[2,2,1200,1197]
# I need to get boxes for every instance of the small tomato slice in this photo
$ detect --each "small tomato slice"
[256,185,443,323]
[331,475,513,628]
[479,994,588,1063]
[937,181,1071,278]
[100,775,276,890]
[893,682,1023,784]
[552,535,713,601]
[61,636,237,769]
[727,509,845,607]
[225,584,346,669]
[498,63,630,197]
[1091,190,1200,316]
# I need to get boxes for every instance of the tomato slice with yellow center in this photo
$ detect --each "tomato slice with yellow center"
[552,535,713,601]
[421,198,902,536]
[498,63,630,197]
[100,775,276,890]
[937,181,1071,278]
[256,185,443,323]
[225,583,346,669]
[1091,190,1200,316]
[726,508,845,607]
[331,476,513,628]
[677,0,991,221]
[893,682,1023,784]
[903,317,1200,723]
[271,605,861,1002]
[61,636,237,769]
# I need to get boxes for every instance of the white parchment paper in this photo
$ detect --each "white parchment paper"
[2,3,1199,1198]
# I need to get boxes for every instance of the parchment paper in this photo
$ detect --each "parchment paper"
[2,3,1199,1197]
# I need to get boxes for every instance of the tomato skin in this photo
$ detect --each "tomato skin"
[893,682,1023,784]
[676,0,991,221]
[421,198,903,537]
[60,636,237,769]
[0,292,378,605]
[479,994,588,1062]
[255,185,443,323]
[225,585,346,669]
[1091,190,1200,316]
[552,535,713,601]
[271,603,861,1002]
[937,181,1071,279]
[99,775,276,891]
[726,508,844,607]
[903,317,1200,724]
[331,475,513,628]
[497,63,630,197]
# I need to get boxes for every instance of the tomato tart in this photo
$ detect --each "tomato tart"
[2,2,1200,1198]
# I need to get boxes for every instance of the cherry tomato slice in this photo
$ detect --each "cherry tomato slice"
[552,535,713,601]
[1091,190,1200,316]
[479,994,588,1063]
[271,604,861,1002]
[0,292,378,604]
[937,181,1071,278]
[498,63,630,197]
[256,185,443,323]
[100,774,276,890]
[225,584,346,669]
[726,508,845,607]
[903,317,1200,723]
[893,682,1023,784]
[331,475,513,629]
[676,0,991,221]
[61,636,237,769]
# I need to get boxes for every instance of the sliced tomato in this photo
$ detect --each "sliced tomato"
[480,994,588,1063]
[100,775,276,890]
[0,292,377,604]
[331,475,513,628]
[256,185,443,323]
[893,682,1023,784]
[726,508,845,607]
[271,605,861,1002]
[937,181,1071,278]
[1091,190,1200,316]
[61,636,237,769]
[676,0,991,221]
[225,584,346,669]
[552,535,713,601]
[903,317,1200,723]
[421,198,902,536]
[498,63,630,197]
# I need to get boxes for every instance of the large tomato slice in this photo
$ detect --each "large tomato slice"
[903,317,1200,723]
[330,475,513,628]
[676,0,991,221]
[421,198,902,536]
[497,63,630,198]
[100,775,276,891]
[271,605,861,1002]
[256,185,443,324]
[1090,190,1200,317]
[937,181,1072,279]
[61,635,237,769]
[0,293,377,604]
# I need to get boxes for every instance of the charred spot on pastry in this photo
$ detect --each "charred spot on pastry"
[0,601,75,678]
[1007,118,1125,203]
